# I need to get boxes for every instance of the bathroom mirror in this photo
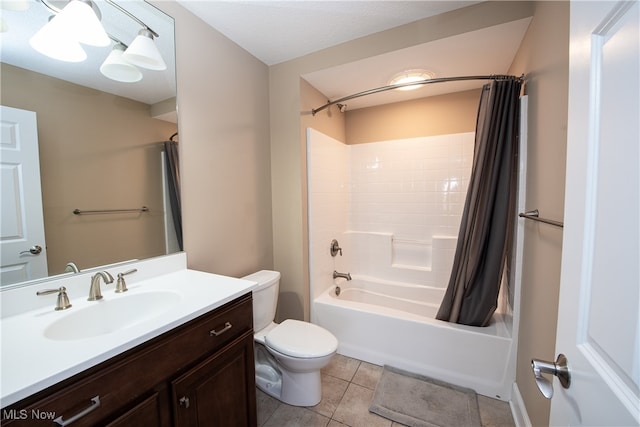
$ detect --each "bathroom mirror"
[0,0,178,288]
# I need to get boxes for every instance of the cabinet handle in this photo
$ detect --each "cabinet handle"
[179,396,190,408]
[53,395,100,426]
[209,321,232,337]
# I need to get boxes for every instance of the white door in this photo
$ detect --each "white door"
[0,106,48,285]
[548,1,639,425]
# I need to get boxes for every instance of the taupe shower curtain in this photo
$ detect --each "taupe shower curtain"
[436,78,522,327]
[164,138,183,251]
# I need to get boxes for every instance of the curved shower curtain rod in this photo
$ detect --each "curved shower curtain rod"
[311,74,524,116]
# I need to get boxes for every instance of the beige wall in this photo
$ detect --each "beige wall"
[345,89,481,144]
[288,78,347,320]
[152,2,273,278]
[271,1,534,322]
[1,63,176,276]
[508,2,569,425]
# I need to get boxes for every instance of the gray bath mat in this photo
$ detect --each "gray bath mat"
[369,365,481,427]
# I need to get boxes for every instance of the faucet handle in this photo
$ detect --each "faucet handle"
[330,239,343,257]
[37,286,72,311]
[116,269,137,293]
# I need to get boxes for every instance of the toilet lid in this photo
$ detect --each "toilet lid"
[265,319,338,359]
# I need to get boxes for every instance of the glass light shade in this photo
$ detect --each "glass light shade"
[389,70,435,91]
[122,29,166,71]
[29,15,87,62]
[51,0,110,47]
[100,44,142,83]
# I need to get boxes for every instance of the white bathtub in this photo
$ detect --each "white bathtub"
[313,276,515,400]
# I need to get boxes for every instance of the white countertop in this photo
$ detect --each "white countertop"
[0,255,256,407]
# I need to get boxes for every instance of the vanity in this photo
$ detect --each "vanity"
[0,253,258,426]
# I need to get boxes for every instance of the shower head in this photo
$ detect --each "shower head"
[337,103,347,113]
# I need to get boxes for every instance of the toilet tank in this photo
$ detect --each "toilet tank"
[242,270,280,332]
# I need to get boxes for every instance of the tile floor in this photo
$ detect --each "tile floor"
[256,354,515,427]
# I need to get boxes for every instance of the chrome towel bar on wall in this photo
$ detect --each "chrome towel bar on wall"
[73,207,149,215]
[518,209,563,228]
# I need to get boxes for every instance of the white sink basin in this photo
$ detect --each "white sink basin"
[44,291,182,341]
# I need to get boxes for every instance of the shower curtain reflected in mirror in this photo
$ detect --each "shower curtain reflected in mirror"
[164,137,183,251]
[436,78,522,327]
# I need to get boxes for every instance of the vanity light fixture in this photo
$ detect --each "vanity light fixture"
[389,69,435,91]
[29,0,109,62]
[122,28,166,71]
[100,42,143,82]
[30,15,88,62]
[29,0,167,81]
[59,0,110,47]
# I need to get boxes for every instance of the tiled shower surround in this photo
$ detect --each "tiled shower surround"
[307,129,475,300]
[349,132,474,240]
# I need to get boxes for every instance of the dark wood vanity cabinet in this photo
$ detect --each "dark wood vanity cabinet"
[1,293,257,427]
[171,333,255,426]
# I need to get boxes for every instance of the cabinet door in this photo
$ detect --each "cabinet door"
[105,392,168,427]
[172,333,257,427]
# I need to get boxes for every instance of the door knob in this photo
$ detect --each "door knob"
[531,353,571,399]
[20,245,42,255]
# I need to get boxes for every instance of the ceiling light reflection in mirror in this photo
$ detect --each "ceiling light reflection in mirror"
[27,0,165,83]
[1,0,176,107]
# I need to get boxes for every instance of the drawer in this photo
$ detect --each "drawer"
[169,292,253,361]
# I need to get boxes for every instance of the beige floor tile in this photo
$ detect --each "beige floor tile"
[477,395,515,427]
[352,362,383,390]
[323,354,361,382]
[263,404,331,427]
[256,388,280,427]
[255,356,515,427]
[332,383,392,427]
[310,374,350,418]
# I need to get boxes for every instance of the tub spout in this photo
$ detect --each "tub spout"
[333,270,352,281]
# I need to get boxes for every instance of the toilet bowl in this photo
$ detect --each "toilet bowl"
[243,270,338,406]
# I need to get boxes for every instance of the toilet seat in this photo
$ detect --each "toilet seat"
[265,319,338,359]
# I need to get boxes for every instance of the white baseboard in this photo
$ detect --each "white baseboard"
[510,382,532,427]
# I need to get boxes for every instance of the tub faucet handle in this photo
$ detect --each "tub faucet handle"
[330,239,343,257]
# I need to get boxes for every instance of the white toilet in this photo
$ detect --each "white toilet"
[243,270,338,407]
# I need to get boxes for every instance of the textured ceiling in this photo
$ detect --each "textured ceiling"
[179,1,531,110]
[302,17,532,110]
[177,1,482,66]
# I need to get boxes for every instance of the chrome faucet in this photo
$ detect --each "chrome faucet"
[333,270,352,281]
[88,271,114,301]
